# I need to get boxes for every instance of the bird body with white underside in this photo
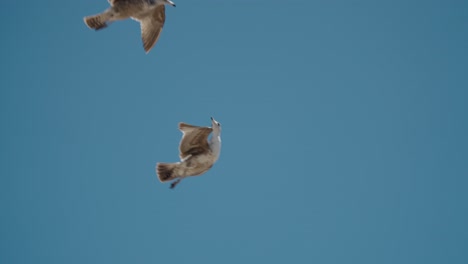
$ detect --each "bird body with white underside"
[157,117,222,189]
[83,0,176,53]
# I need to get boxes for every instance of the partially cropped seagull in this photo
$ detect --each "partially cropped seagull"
[83,0,176,53]
[157,117,222,189]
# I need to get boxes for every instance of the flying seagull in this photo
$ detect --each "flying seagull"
[83,0,176,53]
[157,117,222,189]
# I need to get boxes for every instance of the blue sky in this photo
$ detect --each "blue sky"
[1,0,467,263]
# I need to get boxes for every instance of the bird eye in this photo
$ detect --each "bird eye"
[218,122,221,127]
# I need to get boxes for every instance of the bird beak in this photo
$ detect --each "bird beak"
[166,0,176,7]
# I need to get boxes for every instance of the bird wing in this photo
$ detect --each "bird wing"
[178,123,213,160]
[108,0,122,6]
[140,5,166,53]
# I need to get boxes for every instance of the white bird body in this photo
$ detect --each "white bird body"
[157,117,222,189]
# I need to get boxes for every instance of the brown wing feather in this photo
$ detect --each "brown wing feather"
[178,123,213,160]
[140,5,166,53]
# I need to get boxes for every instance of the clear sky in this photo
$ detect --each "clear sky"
[1,0,467,263]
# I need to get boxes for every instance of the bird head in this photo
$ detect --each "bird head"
[211,117,221,134]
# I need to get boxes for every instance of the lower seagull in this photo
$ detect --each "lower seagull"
[156,117,222,189]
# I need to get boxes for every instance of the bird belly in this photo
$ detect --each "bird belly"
[111,1,154,19]
[175,154,216,177]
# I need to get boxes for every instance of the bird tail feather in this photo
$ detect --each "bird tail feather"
[156,163,178,182]
[84,12,110,30]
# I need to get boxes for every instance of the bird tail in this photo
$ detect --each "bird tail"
[84,12,110,30]
[156,162,178,182]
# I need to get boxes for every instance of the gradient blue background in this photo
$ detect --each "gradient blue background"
[1,0,467,263]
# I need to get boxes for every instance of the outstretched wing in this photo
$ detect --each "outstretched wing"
[140,5,166,53]
[178,123,212,160]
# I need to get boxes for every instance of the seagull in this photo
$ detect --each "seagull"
[157,117,222,189]
[83,0,176,53]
